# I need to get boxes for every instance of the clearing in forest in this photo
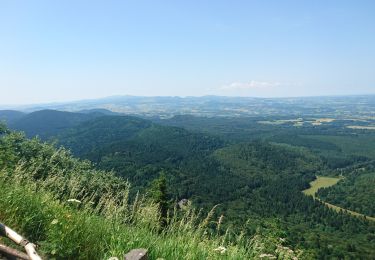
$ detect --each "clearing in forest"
[302,176,341,197]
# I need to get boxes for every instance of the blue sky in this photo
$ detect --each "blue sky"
[1,0,374,104]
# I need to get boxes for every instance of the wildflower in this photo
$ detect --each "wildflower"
[214,246,227,254]
[259,253,276,259]
[67,199,81,204]
[217,214,224,231]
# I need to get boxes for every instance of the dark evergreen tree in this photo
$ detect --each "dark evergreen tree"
[149,172,169,228]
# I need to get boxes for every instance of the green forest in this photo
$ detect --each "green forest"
[1,109,375,259]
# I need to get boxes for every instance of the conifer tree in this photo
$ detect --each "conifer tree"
[149,172,169,228]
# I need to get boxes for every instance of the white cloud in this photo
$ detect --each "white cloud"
[220,80,282,90]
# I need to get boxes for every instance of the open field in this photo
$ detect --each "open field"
[257,118,303,125]
[257,118,336,127]
[303,176,342,197]
[311,118,336,126]
[346,125,375,130]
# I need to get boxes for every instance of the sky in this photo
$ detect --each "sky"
[0,0,375,104]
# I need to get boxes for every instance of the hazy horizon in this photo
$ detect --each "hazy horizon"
[1,1,374,104]
[1,93,375,108]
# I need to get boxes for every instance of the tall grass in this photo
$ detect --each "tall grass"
[0,130,301,259]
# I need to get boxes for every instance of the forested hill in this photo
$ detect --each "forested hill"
[1,109,117,139]
[57,115,226,195]
[0,110,26,124]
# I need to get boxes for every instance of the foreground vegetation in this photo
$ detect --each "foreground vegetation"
[0,126,300,259]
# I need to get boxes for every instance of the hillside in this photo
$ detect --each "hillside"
[9,109,112,139]
[57,116,226,198]
[0,110,25,124]
[0,124,306,259]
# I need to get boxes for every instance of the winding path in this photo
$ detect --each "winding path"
[303,176,375,222]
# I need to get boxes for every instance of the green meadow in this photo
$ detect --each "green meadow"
[303,176,342,197]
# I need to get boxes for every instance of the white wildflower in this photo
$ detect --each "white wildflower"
[67,199,81,204]
[214,246,227,254]
[259,253,276,259]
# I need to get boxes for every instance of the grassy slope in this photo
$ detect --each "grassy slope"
[0,181,253,260]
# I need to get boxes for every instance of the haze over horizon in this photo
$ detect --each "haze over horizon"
[1,93,375,108]
[1,1,375,104]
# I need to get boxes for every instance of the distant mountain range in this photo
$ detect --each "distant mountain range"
[1,95,375,118]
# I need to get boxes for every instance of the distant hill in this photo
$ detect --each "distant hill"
[0,110,26,124]
[9,109,112,139]
[77,108,122,115]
